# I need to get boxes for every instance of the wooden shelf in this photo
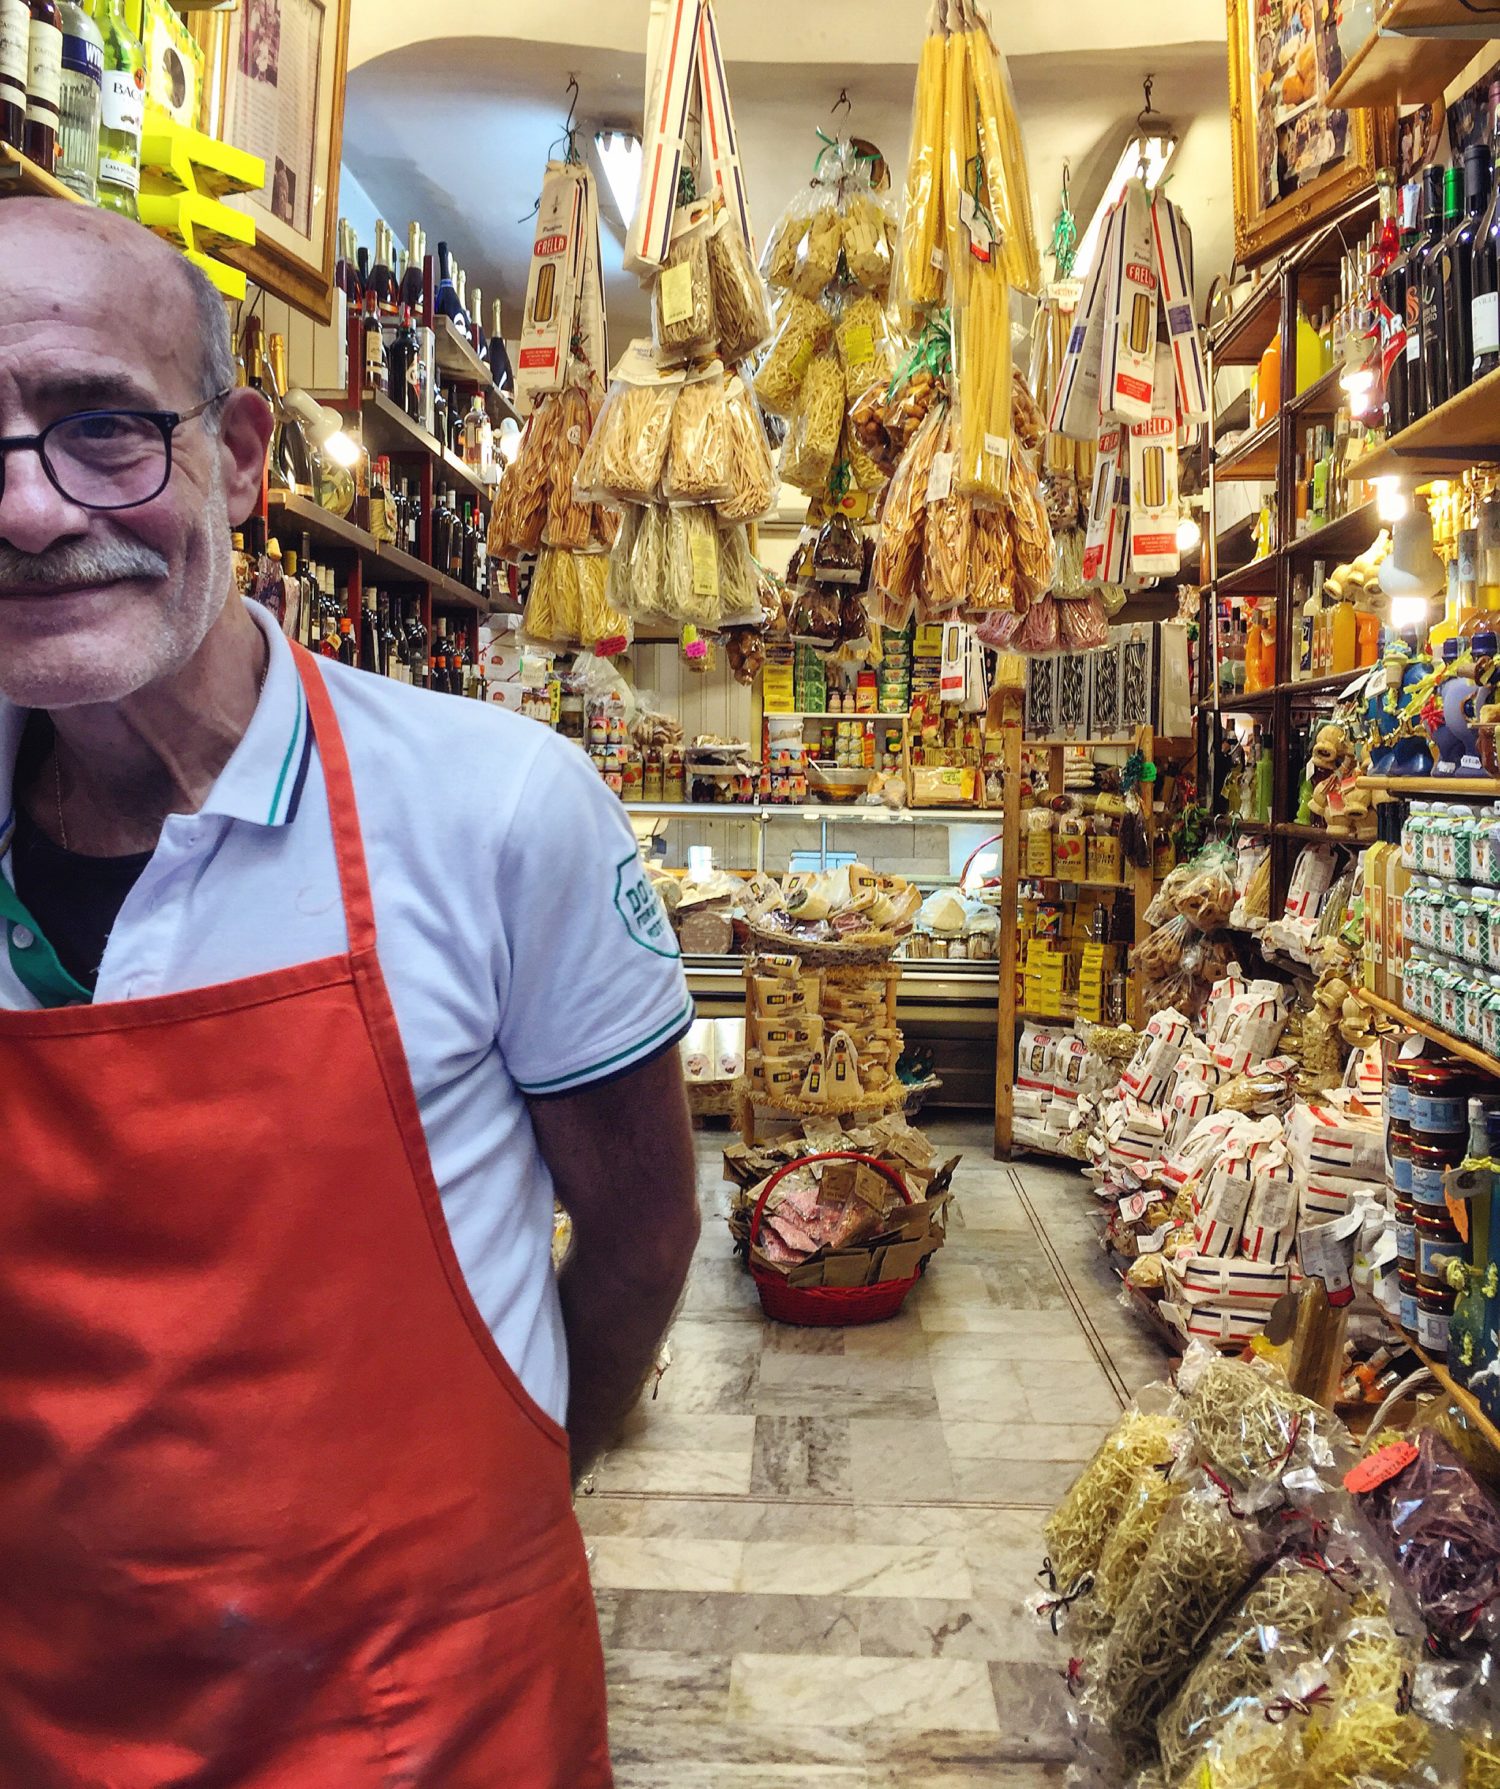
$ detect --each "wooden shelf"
[1326,0,1481,109]
[1285,668,1374,700]
[1357,774,1500,794]
[0,142,85,202]
[265,491,516,614]
[434,316,492,386]
[1286,500,1383,560]
[1358,989,1500,1079]
[1380,1312,1500,1457]
[1275,821,1360,842]
[343,390,492,505]
[1215,512,1261,573]
[1023,734,1137,748]
[1210,279,1282,367]
[1216,690,1275,712]
[1023,877,1130,892]
[1215,416,1281,481]
[1217,555,1280,599]
[1359,364,1500,479]
[1284,365,1346,420]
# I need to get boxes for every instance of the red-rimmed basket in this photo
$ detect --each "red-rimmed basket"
[748,1151,917,1327]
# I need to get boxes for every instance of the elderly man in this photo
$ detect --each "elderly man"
[0,199,699,1785]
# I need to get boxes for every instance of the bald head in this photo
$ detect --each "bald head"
[3,198,234,408]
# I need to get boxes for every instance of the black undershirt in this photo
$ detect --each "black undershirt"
[11,720,154,993]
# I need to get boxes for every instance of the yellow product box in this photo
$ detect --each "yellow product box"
[910,766,976,808]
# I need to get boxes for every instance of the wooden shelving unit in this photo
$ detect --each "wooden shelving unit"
[1358,774,1500,795]
[1202,199,1386,912]
[0,142,85,202]
[1360,363,1500,479]
[1326,0,1486,109]
[1357,989,1500,1078]
[1380,1313,1500,1455]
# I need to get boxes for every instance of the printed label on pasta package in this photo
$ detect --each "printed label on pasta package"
[842,323,875,366]
[926,452,955,503]
[689,530,719,599]
[983,432,1012,468]
[658,262,695,327]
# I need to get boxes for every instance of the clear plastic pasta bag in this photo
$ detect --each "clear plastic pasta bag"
[789,183,842,300]
[1041,1396,1182,1596]
[754,292,835,419]
[542,384,597,551]
[574,354,681,505]
[779,351,844,498]
[664,365,732,505]
[707,210,774,365]
[870,400,944,616]
[653,201,718,365]
[718,373,779,524]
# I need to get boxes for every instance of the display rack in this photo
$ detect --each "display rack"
[1326,0,1490,109]
[1202,197,1382,912]
[1,142,85,203]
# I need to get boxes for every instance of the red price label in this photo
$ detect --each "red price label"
[1344,1440,1419,1496]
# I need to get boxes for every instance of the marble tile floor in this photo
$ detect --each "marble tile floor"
[581,1116,1166,1786]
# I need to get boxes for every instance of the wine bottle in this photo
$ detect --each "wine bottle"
[434,242,468,331]
[91,0,140,215]
[399,221,425,311]
[370,220,399,314]
[1473,105,1500,383]
[362,289,387,397]
[1445,145,1490,403]
[335,219,360,304]
[488,298,513,392]
[359,595,380,674]
[388,303,423,424]
[469,285,487,358]
[24,0,63,171]
[1383,183,1420,434]
[1,0,28,150]
[1420,164,1460,415]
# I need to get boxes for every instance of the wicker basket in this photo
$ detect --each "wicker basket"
[743,916,905,966]
[748,1151,919,1327]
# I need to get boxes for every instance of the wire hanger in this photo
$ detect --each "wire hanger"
[831,87,852,117]
[546,73,583,164]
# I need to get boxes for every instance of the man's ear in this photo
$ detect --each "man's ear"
[218,388,274,528]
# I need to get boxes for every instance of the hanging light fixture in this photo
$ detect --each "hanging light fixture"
[1072,76,1179,281]
[593,128,644,230]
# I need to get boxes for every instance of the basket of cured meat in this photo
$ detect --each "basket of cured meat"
[741,1150,951,1326]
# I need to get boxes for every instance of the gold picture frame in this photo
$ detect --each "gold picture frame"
[1227,0,1396,269]
[192,0,350,321]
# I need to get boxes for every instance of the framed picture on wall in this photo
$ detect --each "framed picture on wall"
[193,0,351,321]
[1227,0,1396,269]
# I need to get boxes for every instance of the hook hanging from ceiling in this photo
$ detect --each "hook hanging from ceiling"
[831,87,852,117]
[547,73,583,164]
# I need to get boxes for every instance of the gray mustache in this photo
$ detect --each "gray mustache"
[0,539,171,588]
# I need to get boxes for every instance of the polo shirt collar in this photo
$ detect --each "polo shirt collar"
[0,596,310,857]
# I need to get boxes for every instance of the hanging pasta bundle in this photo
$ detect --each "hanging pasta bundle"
[543,385,598,551]
[963,0,1041,294]
[719,373,778,524]
[941,21,975,310]
[954,260,1012,501]
[895,0,949,328]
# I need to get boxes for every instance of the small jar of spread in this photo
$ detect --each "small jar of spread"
[1385,1057,1412,1125]
[1398,1267,1420,1336]
[1416,1284,1456,1355]
[1415,1209,1466,1285]
[1395,1194,1418,1268]
[1408,1060,1478,1137]
[1409,1134,1465,1209]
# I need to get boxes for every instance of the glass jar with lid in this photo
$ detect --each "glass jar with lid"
[1431,814,1457,879]
[1463,889,1491,963]
[1441,890,1466,958]
[1401,803,1426,872]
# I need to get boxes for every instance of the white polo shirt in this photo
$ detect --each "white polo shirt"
[0,600,694,1424]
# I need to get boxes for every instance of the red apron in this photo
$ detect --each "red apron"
[0,649,613,1788]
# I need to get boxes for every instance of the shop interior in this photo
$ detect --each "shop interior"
[4,0,1500,1779]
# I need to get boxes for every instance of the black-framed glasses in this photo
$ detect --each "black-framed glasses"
[0,391,232,512]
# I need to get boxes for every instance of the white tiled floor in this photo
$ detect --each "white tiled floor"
[580,1116,1169,1787]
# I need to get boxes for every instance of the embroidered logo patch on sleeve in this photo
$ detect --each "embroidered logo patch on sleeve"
[613,855,682,959]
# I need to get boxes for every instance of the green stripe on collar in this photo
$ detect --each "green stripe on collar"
[0,867,91,1008]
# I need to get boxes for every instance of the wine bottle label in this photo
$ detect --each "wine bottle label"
[0,0,28,97]
[100,65,142,134]
[26,19,62,118]
[97,153,138,190]
[1474,291,1500,359]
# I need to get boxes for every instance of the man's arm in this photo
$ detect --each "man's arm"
[527,1047,700,1482]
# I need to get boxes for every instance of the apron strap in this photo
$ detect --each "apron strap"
[290,649,378,960]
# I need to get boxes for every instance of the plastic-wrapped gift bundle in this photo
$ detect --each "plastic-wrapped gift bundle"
[1041,1399,1182,1596]
[1082,1465,1183,1641]
[1175,1349,1336,1511]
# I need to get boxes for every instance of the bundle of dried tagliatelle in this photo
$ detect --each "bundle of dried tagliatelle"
[870,400,945,627]
[487,400,555,560]
[652,199,718,365]
[923,408,974,616]
[665,366,732,505]
[707,209,774,366]
[542,384,599,551]
[574,346,684,506]
[1041,1403,1182,1596]
[719,374,778,524]
[779,350,845,497]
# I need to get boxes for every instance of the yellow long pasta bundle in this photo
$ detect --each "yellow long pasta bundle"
[966,14,1040,295]
[897,3,949,328]
[942,25,974,309]
[955,259,1012,501]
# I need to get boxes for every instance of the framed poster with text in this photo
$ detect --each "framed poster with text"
[194,0,350,320]
[1227,0,1395,269]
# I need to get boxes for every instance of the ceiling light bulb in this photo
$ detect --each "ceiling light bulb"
[499,426,522,465]
[1374,476,1408,523]
[1176,515,1201,553]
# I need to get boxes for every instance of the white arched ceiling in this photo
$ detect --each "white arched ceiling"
[341,3,1231,346]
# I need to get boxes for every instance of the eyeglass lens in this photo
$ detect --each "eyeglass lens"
[30,414,170,510]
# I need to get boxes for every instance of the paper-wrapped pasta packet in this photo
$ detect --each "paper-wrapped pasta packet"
[664,364,732,505]
[574,342,683,505]
[652,198,718,365]
[755,292,835,418]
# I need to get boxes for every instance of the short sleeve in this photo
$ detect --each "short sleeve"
[496,735,693,1097]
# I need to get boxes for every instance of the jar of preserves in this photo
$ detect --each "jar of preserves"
[1416,1283,1456,1354]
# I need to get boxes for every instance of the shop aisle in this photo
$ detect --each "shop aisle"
[579,1118,1167,1787]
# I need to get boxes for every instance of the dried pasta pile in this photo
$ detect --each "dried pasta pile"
[1042,1407,1181,1594]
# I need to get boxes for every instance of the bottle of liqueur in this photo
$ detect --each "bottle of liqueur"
[1409,165,1447,422]
[1420,164,1460,416]
[1444,145,1492,402]
[0,0,28,149]
[24,0,62,170]
[387,303,423,424]
[469,284,486,358]
[1383,182,1421,434]
[91,0,140,215]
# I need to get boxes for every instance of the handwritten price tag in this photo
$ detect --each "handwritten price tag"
[1344,1440,1419,1496]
